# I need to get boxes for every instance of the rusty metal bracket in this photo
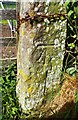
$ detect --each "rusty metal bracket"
[17,12,67,30]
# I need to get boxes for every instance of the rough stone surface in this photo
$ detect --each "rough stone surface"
[16,2,66,115]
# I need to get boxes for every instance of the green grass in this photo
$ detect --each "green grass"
[0,20,8,25]
[0,20,16,26]
[0,4,16,9]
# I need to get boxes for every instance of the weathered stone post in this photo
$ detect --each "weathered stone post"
[16,1,66,116]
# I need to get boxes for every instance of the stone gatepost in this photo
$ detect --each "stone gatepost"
[16,1,66,115]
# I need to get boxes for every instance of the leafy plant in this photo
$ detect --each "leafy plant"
[63,0,78,75]
[74,92,78,115]
[66,66,78,76]
[0,62,21,120]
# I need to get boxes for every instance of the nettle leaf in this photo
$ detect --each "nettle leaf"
[12,107,18,115]
[66,67,76,75]
[68,10,74,18]
[69,69,76,75]
[73,2,78,17]
[11,70,15,76]
[0,77,4,84]
[68,43,75,49]
[64,0,70,7]
[72,34,77,38]
[74,6,78,17]
[6,75,10,82]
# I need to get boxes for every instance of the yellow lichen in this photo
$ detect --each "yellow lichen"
[18,69,31,82]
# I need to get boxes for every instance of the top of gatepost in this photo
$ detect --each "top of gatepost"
[0,0,16,1]
[0,0,65,4]
[0,0,78,2]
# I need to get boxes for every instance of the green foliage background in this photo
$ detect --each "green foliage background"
[64,0,78,77]
[0,63,21,120]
